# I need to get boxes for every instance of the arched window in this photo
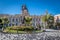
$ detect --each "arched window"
[12,24,14,26]
[16,18,18,22]
[9,23,11,26]
[12,18,14,22]
[16,23,18,26]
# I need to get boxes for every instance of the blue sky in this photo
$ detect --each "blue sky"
[0,0,60,15]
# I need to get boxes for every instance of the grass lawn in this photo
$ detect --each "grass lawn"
[3,29,43,34]
[3,30,26,34]
[35,30,43,33]
[3,26,43,34]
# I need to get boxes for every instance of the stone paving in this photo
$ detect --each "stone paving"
[0,32,60,40]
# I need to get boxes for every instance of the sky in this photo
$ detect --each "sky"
[0,0,60,15]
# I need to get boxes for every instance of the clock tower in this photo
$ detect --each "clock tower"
[22,5,29,16]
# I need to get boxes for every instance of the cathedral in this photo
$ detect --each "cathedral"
[0,5,41,28]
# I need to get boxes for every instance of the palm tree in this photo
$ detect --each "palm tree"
[3,17,9,27]
[24,16,32,26]
[3,18,8,22]
[0,17,9,31]
[47,15,54,28]
[41,10,54,30]
[41,15,47,30]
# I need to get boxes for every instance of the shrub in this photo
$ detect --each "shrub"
[4,26,34,31]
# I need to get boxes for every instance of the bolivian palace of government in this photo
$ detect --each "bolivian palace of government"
[0,5,54,28]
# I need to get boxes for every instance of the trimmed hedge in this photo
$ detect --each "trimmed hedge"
[4,26,34,31]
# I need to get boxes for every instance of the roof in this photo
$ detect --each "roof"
[54,14,60,17]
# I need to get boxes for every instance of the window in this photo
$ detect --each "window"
[8,18,11,22]
[19,18,20,22]
[12,24,14,26]
[16,23,18,26]
[59,19,60,23]
[12,18,14,22]
[9,24,11,26]
[16,18,18,22]
[39,19,40,21]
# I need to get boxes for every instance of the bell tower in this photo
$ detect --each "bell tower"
[22,5,29,16]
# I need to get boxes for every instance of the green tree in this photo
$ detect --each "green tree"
[47,15,54,28]
[3,17,9,28]
[41,15,47,30]
[0,18,3,29]
[0,17,9,31]
[24,16,32,26]
[41,10,54,29]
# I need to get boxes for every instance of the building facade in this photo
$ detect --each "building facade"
[54,14,60,23]
[0,5,41,28]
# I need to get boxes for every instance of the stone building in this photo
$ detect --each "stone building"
[0,5,41,28]
[54,14,60,23]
